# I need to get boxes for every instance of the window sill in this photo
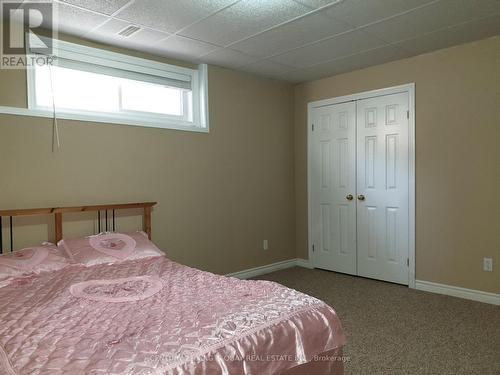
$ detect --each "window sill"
[0,105,209,133]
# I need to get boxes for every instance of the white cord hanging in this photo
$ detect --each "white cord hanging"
[48,64,60,152]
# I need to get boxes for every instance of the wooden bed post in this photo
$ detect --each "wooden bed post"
[55,213,63,243]
[144,206,152,239]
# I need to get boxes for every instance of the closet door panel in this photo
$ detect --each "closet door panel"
[311,102,357,274]
[356,93,409,285]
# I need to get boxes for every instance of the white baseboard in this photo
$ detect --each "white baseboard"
[415,280,500,306]
[296,258,313,269]
[226,258,311,279]
[227,261,500,306]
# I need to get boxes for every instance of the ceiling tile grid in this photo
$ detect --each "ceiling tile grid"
[114,0,238,34]
[84,18,171,51]
[228,11,354,58]
[201,48,260,69]
[238,59,297,78]
[269,29,389,68]
[16,0,500,82]
[319,0,437,27]
[358,0,500,44]
[277,43,413,82]
[151,35,220,60]
[60,0,131,16]
[178,0,312,46]
[393,13,500,57]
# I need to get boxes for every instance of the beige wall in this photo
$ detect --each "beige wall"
[1,31,498,294]
[0,37,296,275]
[294,36,500,293]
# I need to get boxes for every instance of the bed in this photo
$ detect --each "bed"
[0,203,345,375]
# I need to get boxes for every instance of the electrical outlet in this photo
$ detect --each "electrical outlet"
[483,258,493,272]
[263,240,269,251]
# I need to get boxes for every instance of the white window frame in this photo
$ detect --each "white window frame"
[25,36,209,133]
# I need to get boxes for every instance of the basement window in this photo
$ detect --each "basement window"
[26,36,209,132]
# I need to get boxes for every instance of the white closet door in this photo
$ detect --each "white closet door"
[311,102,357,274]
[356,92,409,285]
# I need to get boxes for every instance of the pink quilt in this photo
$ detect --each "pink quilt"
[0,256,345,374]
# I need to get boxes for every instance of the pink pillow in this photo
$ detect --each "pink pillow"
[59,231,164,266]
[0,244,70,287]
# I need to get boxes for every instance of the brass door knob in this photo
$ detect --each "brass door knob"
[346,194,353,201]
[357,194,365,201]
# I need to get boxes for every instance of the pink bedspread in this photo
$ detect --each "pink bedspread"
[0,256,345,374]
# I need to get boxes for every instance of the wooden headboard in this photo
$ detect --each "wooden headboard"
[0,202,156,254]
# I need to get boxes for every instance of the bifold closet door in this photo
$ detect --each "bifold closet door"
[356,93,410,285]
[310,102,357,274]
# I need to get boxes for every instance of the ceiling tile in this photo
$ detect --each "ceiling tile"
[276,68,325,83]
[322,0,435,27]
[200,48,259,68]
[50,3,109,37]
[361,0,500,44]
[179,0,311,46]
[23,0,498,83]
[293,0,346,9]
[59,0,130,15]
[278,44,411,82]
[313,44,411,75]
[394,14,500,56]
[115,0,236,34]
[239,59,296,78]
[270,29,387,68]
[152,35,219,60]
[86,19,170,49]
[230,11,353,58]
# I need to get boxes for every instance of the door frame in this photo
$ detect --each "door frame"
[307,83,416,288]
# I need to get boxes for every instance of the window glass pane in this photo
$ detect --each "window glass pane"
[34,65,53,109]
[32,62,197,124]
[120,80,184,116]
[27,37,208,131]
[35,65,120,113]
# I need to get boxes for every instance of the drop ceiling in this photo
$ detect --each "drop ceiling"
[12,0,500,82]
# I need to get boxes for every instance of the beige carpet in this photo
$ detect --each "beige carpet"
[255,267,500,375]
